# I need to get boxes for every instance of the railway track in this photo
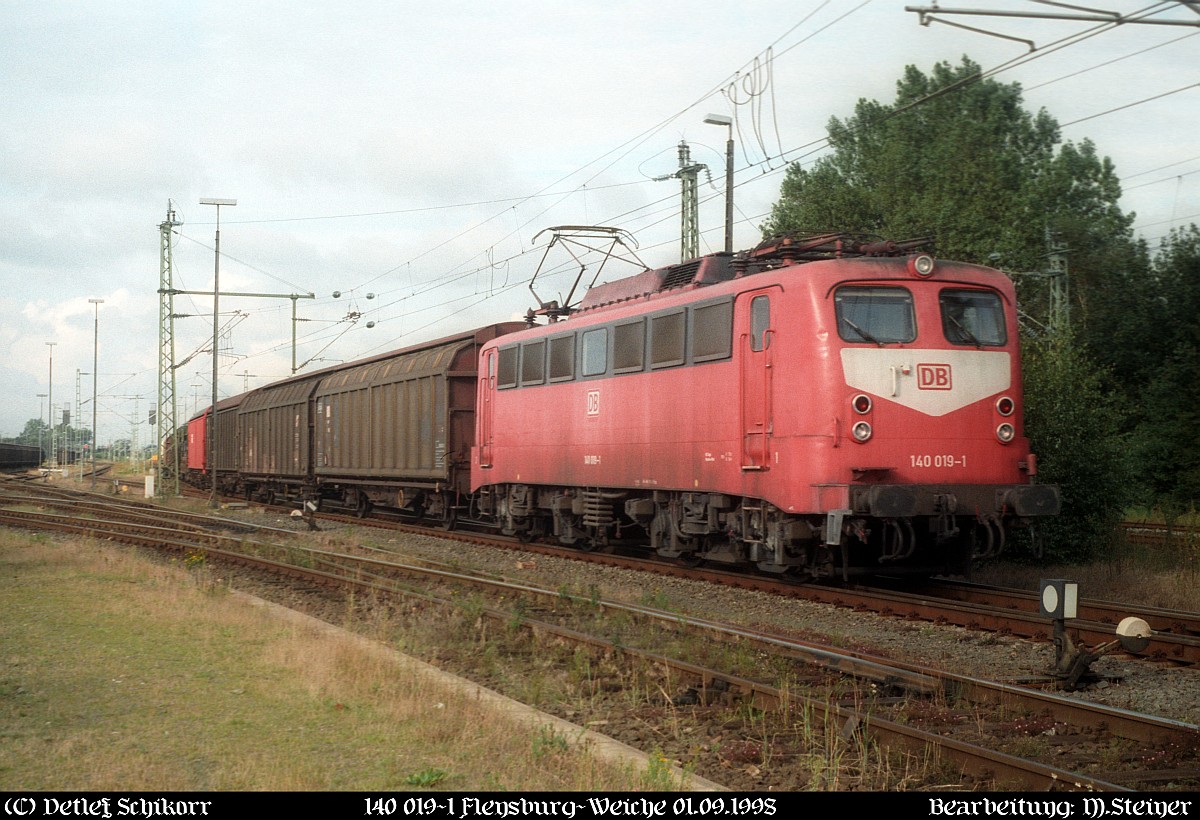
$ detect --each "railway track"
[1119,521,1200,549]
[287,500,1200,670]
[19,479,1200,668]
[2,479,1198,791]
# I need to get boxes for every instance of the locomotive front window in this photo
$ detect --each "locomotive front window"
[940,289,1007,347]
[835,287,916,345]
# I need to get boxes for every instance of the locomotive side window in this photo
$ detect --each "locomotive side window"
[582,328,608,377]
[520,340,545,385]
[940,289,1006,347]
[750,295,770,352]
[497,346,518,389]
[613,319,645,373]
[650,310,686,369]
[692,300,733,361]
[548,334,575,381]
[835,287,916,344]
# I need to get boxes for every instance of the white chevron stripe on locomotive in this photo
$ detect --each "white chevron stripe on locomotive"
[839,348,1012,417]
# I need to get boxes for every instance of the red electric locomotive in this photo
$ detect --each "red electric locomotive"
[470,234,1059,581]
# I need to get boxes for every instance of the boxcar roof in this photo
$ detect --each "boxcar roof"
[315,337,467,393]
[190,391,249,421]
[234,322,526,410]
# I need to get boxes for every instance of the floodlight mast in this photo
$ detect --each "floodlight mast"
[89,298,103,487]
[178,199,315,503]
[703,113,734,254]
[200,197,236,508]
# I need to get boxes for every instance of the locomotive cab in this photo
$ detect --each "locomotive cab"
[823,259,1060,576]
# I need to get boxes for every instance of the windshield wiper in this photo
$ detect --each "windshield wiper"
[842,317,884,347]
[947,314,983,348]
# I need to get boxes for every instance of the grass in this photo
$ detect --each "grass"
[0,529,653,791]
[975,538,1200,612]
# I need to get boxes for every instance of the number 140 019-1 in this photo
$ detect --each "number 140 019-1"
[910,454,966,468]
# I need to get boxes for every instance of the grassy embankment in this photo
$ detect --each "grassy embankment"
[0,528,668,791]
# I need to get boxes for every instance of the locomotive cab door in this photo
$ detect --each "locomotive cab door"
[478,349,496,468]
[738,288,778,470]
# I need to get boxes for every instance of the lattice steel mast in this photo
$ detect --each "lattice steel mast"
[157,202,182,497]
[676,141,706,262]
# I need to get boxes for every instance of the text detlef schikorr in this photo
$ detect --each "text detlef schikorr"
[4,799,211,818]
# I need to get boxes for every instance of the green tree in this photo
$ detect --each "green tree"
[1020,334,1131,562]
[764,56,1135,281]
[13,418,48,454]
[6,417,93,461]
[1124,227,1200,515]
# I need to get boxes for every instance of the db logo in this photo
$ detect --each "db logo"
[586,390,601,416]
[917,363,952,390]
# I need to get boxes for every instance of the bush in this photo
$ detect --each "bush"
[1019,333,1132,562]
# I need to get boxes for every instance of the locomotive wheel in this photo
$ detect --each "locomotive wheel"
[785,566,813,584]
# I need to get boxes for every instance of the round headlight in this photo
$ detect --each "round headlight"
[852,394,872,414]
[995,396,1015,417]
[852,421,873,442]
[908,254,936,277]
[996,423,1015,443]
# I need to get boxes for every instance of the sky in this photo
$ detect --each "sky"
[1,0,1197,446]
